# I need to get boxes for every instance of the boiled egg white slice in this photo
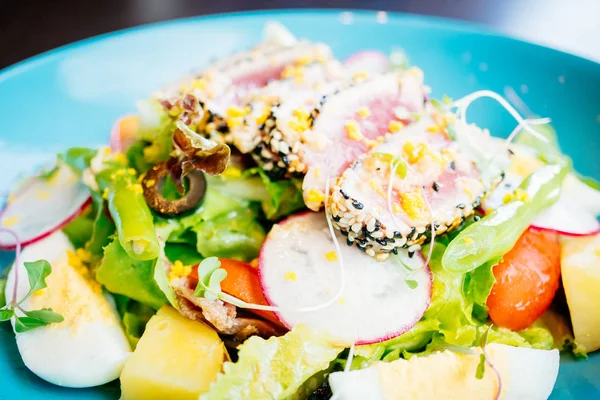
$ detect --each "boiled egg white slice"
[5,230,131,387]
[329,343,559,400]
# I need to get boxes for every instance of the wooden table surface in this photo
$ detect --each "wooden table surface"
[1,0,599,69]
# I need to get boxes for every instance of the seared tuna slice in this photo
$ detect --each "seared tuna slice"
[327,107,501,259]
[251,68,427,207]
[157,40,334,144]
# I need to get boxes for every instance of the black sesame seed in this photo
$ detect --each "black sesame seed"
[450,161,456,170]
[393,231,402,239]
[375,220,382,228]
[346,238,353,246]
[340,189,349,199]
[392,247,398,255]
[474,215,481,221]
[340,230,349,237]
[376,238,387,246]
[281,154,290,166]
[352,201,364,210]
[408,251,415,259]
[410,227,416,236]
[432,182,440,192]
[500,171,506,179]
[333,215,341,222]
[258,124,265,130]
[508,148,515,156]
[457,203,466,209]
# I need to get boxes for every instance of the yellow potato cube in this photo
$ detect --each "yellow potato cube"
[120,306,226,399]
[561,234,600,352]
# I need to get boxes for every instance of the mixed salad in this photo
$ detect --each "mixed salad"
[1,22,600,399]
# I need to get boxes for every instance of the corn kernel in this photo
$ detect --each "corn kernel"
[400,191,427,220]
[345,120,363,141]
[306,189,325,204]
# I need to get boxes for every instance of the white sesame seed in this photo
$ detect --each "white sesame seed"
[277,160,286,168]
[345,199,354,209]
[270,140,280,153]
[279,142,290,154]
[366,248,375,257]
[339,218,349,226]
[292,142,301,153]
[408,244,421,253]
[296,163,306,172]
[386,231,394,239]
[416,226,426,234]
[356,213,366,223]
[272,130,282,140]
[348,217,356,226]
[376,252,389,261]
[371,231,384,238]
[343,212,354,219]
[261,148,272,159]
[263,162,273,170]
[367,218,376,232]
[396,237,407,247]
[351,222,362,233]
[266,119,275,128]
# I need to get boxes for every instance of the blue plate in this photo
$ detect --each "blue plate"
[0,9,599,399]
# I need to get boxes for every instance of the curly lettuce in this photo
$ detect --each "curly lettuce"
[202,324,343,400]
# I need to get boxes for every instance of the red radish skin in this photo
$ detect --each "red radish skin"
[0,197,91,251]
[0,166,92,250]
[258,211,432,345]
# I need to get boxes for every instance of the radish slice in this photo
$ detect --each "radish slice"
[0,165,91,250]
[258,211,431,345]
[109,115,138,153]
[532,200,600,236]
[343,50,391,76]
[483,173,600,236]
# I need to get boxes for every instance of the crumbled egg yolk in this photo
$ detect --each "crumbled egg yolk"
[1,216,19,228]
[255,108,270,126]
[7,194,15,205]
[353,71,369,81]
[168,260,192,282]
[427,125,441,133]
[223,166,242,178]
[313,167,322,179]
[190,78,208,91]
[503,188,529,204]
[306,189,326,204]
[127,183,144,194]
[227,117,244,129]
[345,120,363,141]
[284,271,297,281]
[102,188,110,200]
[144,179,156,188]
[281,64,305,83]
[400,191,428,220]
[337,298,345,305]
[388,120,404,133]
[392,202,402,213]
[358,107,371,118]
[402,141,427,164]
[288,107,311,133]
[225,106,249,118]
[325,251,338,262]
[35,189,50,200]
[113,152,128,165]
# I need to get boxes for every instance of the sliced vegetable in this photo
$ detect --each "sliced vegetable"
[329,344,559,400]
[98,167,160,261]
[258,212,432,345]
[442,162,568,273]
[560,233,600,352]
[487,228,561,331]
[143,162,207,215]
[189,259,281,325]
[110,115,139,153]
[0,165,92,250]
[120,306,226,400]
[531,199,600,236]
[201,324,342,400]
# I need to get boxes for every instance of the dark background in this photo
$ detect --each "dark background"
[1,0,599,69]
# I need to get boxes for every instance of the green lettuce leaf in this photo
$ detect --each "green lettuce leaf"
[61,207,94,249]
[202,324,342,400]
[136,99,176,164]
[193,208,265,261]
[113,295,156,348]
[257,170,306,220]
[96,239,167,309]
